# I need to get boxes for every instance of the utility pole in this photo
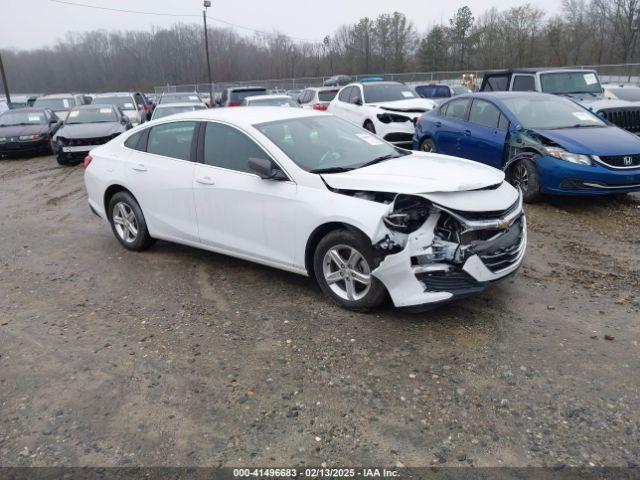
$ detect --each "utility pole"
[0,50,11,105]
[203,1,214,106]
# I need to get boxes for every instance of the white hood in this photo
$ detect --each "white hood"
[369,98,436,111]
[321,152,517,212]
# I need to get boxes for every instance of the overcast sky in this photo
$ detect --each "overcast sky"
[1,0,559,50]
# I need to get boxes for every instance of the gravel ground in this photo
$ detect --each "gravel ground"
[0,155,639,468]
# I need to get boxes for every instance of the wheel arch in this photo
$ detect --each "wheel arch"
[304,222,371,277]
[503,147,541,172]
[103,184,138,216]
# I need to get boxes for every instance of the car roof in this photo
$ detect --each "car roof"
[1,107,47,113]
[228,86,267,92]
[94,92,134,97]
[247,94,292,101]
[449,91,564,104]
[162,92,198,96]
[38,93,76,99]
[72,104,118,110]
[152,106,324,126]
[483,68,597,75]
[155,102,206,108]
[351,81,404,87]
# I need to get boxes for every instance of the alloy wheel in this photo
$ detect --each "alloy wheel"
[112,202,139,243]
[421,140,436,153]
[322,245,372,301]
[511,162,529,192]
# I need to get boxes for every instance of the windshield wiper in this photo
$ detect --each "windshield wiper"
[310,166,355,174]
[358,151,409,169]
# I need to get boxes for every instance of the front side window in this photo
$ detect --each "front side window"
[468,100,502,128]
[146,121,196,161]
[512,75,536,91]
[204,122,267,173]
[124,130,143,150]
[443,98,469,120]
[483,75,509,92]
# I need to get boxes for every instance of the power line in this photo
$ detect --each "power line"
[48,0,321,43]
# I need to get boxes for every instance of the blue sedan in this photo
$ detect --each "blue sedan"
[413,92,640,202]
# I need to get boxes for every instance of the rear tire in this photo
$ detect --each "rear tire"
[107,191,154,251]
[508,156,542,203]
[419,138,437,153]
[313,229,387,312]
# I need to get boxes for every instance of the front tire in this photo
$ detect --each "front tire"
[508,156,542,203]
[107,191,154,251]
[313,229,387,311]
[56,155,67,166]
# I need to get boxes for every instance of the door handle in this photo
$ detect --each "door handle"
[196,176,215,185]
[464,129,471,136]
[132,163,147,172]
[435,121,442,127]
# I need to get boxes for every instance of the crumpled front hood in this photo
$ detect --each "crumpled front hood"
[369,98,436,112]
[532,126,640,155]
[322,152,504,194]
[0,124,48,137]
[55,122,123,140]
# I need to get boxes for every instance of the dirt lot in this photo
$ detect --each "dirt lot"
[0,155,639,468]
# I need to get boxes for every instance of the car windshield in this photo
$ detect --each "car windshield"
[33,98,73,110]
[363,83,416,103]
[230,89,267,103]
[66,107,118,124]
[254,115,407,173]
[160,94,202,104]
[415,85,450,98]
[318,90,339,101]
[0,110,46,126]
[94,96,136,110]
[540,72,603,95]
[152,105,204,119]
[607,87,640,101]
[247,97,298,107]
[502,96,607,129]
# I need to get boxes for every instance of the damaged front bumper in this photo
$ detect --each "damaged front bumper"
[371,192,526,308]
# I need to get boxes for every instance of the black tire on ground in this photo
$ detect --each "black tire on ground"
[507,156,542,203]
[419,137,437,153]
[363,121,376,134]
[107,191,155,251]
[56,155,67,166]
[313,229,388,312]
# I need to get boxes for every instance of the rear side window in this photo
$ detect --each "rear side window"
[483,75,509,91]
[338,87,352,102]
[443,98,469,120]
[348,87,363,104]
[146,121,196,161]
[512,75,536,91]
[468,100,502,128]
[203,122,268,173]
[124,130,144,150]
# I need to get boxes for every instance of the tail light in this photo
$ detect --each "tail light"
[143,105,151,111]
[312,104,328,111]
[227,102,241,107]
[83,155,93,168]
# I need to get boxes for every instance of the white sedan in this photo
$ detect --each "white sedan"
[328,81,436,148]
[83,108,526,311]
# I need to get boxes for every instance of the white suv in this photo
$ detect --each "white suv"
[298,87,340,111]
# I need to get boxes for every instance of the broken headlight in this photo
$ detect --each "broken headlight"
[377,113,410,124]
[383,195,433,233]
[544,147,592,166]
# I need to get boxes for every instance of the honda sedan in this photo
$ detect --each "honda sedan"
[84,108,526,311]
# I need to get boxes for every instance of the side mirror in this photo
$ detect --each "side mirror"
[248,157,287,180]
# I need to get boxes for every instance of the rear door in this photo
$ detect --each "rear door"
[193,121,297,266]
[433,97,470,156]
[124,121,199,242]
[459,99,508,168]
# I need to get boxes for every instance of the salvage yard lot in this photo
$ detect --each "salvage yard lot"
[0,155,639,467]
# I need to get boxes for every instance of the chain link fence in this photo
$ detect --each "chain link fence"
[154,63,640,96]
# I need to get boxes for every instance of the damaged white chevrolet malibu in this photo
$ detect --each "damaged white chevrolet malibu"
[83,107,526,311]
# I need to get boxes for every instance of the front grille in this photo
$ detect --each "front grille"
[444,200,519,221]
[66,136,112,147]
[383,132,413,143]
[416,271,485,294]
[596,154,640,168]
[598,108,640,133]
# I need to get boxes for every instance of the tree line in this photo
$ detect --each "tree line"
[2,0,640,93]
